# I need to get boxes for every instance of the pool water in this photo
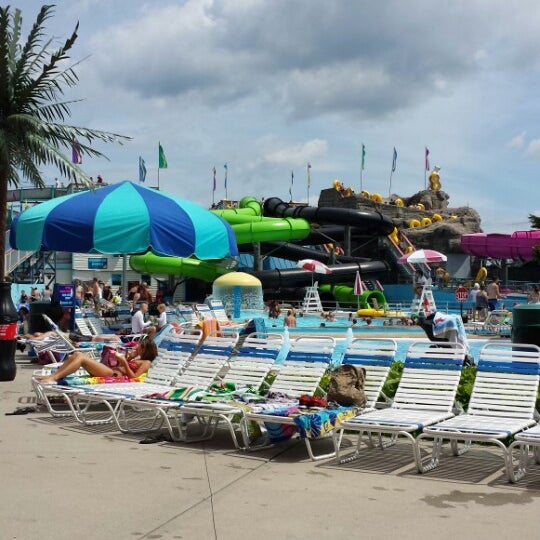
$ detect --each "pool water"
[236,309,418,329]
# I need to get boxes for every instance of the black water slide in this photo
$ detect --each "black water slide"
[247,198,394,289]
[251,260,390,289]
[263,197,395,235]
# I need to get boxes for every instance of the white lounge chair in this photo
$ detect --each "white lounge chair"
[113,331,240,439]
[415,342,540,478]
[208,299,230,324]
[33,329,204,424]
[334,341,466,465]
[195,303,214,320]
[508,424,540,482]
[176,304,200,326]
[240,336,339,459]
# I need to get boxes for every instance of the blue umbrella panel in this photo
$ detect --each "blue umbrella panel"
[9,181,238,259]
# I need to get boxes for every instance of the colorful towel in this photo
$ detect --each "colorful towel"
[261,406,358,442]
[293,406,358,439]
[61,373,147,386]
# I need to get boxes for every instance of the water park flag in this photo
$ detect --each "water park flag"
[139,156,147,183]
[391,147,397,172]
[361,144,366,170]
[289,170,294,199]
[307,163,311,189]
[425,147,430,171]
[212,166,217,192]
[158,143,168,169]
[71,138,82,164]
[224,163,228,189]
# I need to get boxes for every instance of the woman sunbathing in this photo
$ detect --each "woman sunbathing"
[35,338,158,384]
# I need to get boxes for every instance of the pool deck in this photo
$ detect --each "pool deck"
[2,351,540,539]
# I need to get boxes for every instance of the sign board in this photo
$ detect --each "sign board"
[455,286,469,303]
[88,257,108,270]
[53,284,74,307]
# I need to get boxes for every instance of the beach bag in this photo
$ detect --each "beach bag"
[100,346,119,368]
[327,364,367,407]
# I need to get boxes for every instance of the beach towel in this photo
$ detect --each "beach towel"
[261,405,359,442]
[432,312,469,352]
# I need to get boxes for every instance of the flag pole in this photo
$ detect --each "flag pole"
[307,163,311,204]
[157,167,160,191]
[389,147,397,197]
[360,143,365,193]
[224,164,228,201]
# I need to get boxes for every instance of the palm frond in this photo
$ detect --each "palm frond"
[0,7,12,107]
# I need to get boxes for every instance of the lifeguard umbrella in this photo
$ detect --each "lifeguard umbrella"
[397,249,447,264]
[353,270,364,309]
[10,181,238,297]
[296,258,332,286]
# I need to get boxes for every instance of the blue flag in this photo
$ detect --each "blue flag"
[391,147,397,172]
[224,163,228,190]
[139,157,147,183]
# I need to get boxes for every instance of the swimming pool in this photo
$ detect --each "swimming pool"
[235,309,423,333]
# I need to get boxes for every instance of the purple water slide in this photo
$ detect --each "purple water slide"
[461,230,540,260]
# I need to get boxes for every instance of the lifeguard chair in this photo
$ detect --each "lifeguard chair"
[410,283,437,317]
[301,281,323,313]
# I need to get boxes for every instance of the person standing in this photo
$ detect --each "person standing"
[41,285,52,302]
[469,283,480,306]
[284,309,297,328]
[475,284,489,320]
[528,284,540,304]
[156,303,167,330]
[73,279,83,307]
[486,277,501,311]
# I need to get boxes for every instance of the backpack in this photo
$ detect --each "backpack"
[327,364,367,407]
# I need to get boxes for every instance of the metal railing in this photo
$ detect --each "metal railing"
[4,230,35,275]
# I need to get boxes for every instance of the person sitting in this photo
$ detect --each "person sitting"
[132,302,154,335]
[413,270,427,297]
[35,337,158,384]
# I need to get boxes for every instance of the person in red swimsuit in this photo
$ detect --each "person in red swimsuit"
[35,338,158,383]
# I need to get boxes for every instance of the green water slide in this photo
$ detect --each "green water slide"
[129,252,233,281]
[130,196,311,281]
[319,284,388,309]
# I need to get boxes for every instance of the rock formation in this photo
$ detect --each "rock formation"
[317,187,482,254]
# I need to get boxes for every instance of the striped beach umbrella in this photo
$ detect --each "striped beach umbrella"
[9,181,238,259]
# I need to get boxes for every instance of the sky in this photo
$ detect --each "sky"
[11,0,540,232]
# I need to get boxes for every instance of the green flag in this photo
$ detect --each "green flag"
[158,143,168,169]
[361,144,366,170]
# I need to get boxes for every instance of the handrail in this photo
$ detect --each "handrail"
[4,230,35,275]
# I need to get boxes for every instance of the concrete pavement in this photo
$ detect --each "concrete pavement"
[1,353,540,540]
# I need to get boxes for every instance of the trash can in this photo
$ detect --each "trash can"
[28,301,64,334]
[511,304,540,347]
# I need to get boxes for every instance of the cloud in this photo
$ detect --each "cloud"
[88,0,540,121]
[525,139,540,159]
[262,138,328,166]
[508,131,527,149]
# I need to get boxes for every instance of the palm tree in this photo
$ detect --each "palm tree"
[529,214,540,229]
[0,5,129,380]
[0,5,130,279]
